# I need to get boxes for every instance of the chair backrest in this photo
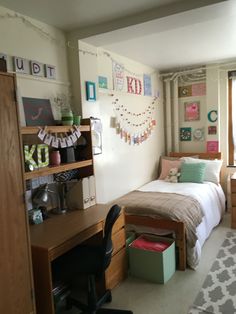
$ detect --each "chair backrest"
[101,204,121,272]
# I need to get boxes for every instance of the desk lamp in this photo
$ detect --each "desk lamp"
[32,183,66,216]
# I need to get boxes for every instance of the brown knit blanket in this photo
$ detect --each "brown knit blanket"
[116,190,204,248]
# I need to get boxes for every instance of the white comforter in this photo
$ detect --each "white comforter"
[136,180,226,269]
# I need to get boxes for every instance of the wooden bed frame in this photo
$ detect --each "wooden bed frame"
[125,152,222,271]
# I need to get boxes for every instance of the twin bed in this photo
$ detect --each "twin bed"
[117,152,225,270]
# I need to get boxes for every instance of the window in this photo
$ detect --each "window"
[228,71,236,165]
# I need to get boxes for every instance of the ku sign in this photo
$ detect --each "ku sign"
[127,76,142,95]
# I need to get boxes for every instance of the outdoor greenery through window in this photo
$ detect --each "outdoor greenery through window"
[228,71,236,165]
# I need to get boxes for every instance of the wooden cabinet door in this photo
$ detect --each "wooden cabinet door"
[0,73,34,314]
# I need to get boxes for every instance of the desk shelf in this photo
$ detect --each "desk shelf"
[21,118,94,180]
[24,159,93,180]
[21,125,90,135]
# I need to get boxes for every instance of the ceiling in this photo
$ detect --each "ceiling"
[0,0,235,71]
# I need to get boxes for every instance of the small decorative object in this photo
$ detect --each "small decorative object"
[98,76,108,89]
[192,83,206,96]
[50,150,61,166]
[30,60,44,77]
[127,76,142,95]
[180,127,192,141]
[193,128,205,141]
[178,85,192,97]
[184,101,200,121]
[207,140,219,153]
[24,144,49,170]
[143,74,152,96]
[22,97,55,126]
[73,115,81,126]
[165,168,180,183]
[37,144,49,168]
[13,56,30,74]
[207,110,218,122]
[208,125,217,135]
[61,109,73,126]
[112,61,124,91]
[24,144,38,170]
[45,64,56,79]
[86,81,96,101]
[28,209,43,225]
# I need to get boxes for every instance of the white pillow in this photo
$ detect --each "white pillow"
[180,157,223,184]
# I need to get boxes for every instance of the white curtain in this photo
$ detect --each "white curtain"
[162,69,206,155]
[232,77,236,160]
[163,77,179,154]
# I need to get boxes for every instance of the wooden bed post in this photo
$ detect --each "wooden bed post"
[125,214,186,271]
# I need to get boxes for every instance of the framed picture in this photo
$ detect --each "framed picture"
[86,81,96,101]
[193,128,204,141]
[208,126,217,135]
[22,97,55,126]
[180,127,192,141]
[184,101,200,121]
[98,76,108,89]
[207,140,219,153]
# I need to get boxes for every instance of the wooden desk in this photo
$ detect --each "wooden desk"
[30,204,127,314]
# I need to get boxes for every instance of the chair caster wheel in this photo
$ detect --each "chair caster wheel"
[106,291,112,303]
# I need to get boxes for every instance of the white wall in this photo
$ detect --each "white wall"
[78,42,165,203]
[0,5,70,124]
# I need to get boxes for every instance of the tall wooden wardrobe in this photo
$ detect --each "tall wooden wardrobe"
[0,72,35,314]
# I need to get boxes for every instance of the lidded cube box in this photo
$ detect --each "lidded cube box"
[129,234,175,284]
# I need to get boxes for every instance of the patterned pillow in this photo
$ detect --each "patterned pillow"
[179,162,206,183]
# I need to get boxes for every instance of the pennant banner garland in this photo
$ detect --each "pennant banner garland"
[37,125,81,148]
[112,96,158,145]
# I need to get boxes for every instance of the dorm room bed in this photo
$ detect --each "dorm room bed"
[117,152,225,270]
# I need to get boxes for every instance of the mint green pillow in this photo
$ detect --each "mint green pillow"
[179,162,206,183]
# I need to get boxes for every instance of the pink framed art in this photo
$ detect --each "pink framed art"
[184,101,200,121]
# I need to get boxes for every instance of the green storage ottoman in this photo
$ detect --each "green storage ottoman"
[129,234,176,284]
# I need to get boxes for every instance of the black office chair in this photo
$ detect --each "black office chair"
[53,204,133,314]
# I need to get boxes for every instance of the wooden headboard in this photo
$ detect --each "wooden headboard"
[169,152,221,160]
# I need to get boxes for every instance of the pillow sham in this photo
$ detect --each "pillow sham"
[179,162,206,183]
[158,156,180,177]
[180,157,223,184]
[158,158,182,180]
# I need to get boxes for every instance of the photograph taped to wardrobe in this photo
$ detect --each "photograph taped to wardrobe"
[91,117,102,155]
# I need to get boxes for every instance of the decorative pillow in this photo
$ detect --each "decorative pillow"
[159,158,182,180]
[179,162,206,183]
[158,156,180,177]
[158,155,198,178]
[180,157,223,184]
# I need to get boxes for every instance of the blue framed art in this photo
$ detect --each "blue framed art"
[86,81,96,101]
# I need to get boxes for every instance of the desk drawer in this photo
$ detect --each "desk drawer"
[112,228,126,256]
[112,211,125,234]
[105,247,127,290]
[231,193,236,206]
[231,179,236,193]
